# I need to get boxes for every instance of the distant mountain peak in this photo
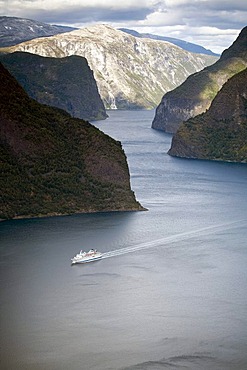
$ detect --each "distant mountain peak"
[119,28,219,56]
[1,22,218,110]
[0,16,77,47]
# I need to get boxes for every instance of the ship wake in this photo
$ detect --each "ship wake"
[102,219,246,260]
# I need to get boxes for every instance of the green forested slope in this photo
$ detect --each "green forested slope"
[168,68,247,162]
[0,63,143,220]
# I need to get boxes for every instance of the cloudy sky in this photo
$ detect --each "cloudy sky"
[1,0,246,54]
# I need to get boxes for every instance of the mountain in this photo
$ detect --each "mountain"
[152,26,247,133]
[0,16,76,47]
[0,63,144,220]
[119,28,219,56]
[168,68,247,162]
[0,24,218,110]
[0,51,107,121]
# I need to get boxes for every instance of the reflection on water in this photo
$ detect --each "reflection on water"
[1,110,247,370]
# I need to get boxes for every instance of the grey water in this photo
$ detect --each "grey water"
[1,110,247,370]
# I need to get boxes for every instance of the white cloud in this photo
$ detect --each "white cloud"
[176,26,241,54]
[138,9,184,27]
[2,0,153,12]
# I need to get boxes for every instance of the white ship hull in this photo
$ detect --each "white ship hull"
[71,249,102,265]
[71,255,102,264]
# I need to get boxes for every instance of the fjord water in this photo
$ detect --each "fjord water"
[1,110,247,370]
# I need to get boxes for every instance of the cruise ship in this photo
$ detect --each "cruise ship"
[71,249,103,265]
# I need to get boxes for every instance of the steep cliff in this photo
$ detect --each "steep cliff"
[0,24,218,110]
[0,63,143,220]
[0,16,76,47]
[0,51,107,121]
[168,68,247,163]
[152,26,247,133]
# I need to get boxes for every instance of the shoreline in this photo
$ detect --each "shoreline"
[0,205,148,222]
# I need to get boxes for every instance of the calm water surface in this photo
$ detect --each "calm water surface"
[1,110,247,370]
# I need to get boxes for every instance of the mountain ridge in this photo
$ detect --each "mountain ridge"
[119,28,219,56]
[168,68,247,162]
[0,24,218,110]
[152,26,247,133]
[0,16,77,47]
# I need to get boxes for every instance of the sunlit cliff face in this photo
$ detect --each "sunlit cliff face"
[3,24,217,110]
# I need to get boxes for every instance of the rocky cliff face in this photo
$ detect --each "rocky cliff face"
[0,16,76,47]
[0,63,143,220]
[168,68,247,162]
[0,24,218,110]
[152,26,247,133]
[0,51,107,121]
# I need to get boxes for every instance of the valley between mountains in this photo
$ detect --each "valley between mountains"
[0,22,217,110]
[0,16,247,220]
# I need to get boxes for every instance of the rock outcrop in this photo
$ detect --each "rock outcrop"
[168,68,247,162]
[0,51,107,121]
[0,16,76,47]
[0,63,144,220]
[152,26,247,133]
[0,24,218,110]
